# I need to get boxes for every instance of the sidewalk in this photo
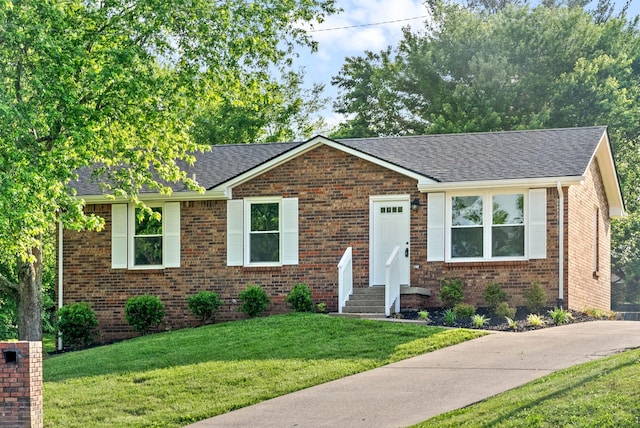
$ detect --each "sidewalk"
[186,321,640,428]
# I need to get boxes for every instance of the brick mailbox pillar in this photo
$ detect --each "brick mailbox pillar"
[0,342,43,428]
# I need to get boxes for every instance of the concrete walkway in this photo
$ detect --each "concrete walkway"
[186,321,640,428]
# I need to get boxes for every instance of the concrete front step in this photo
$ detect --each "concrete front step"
[342,287,386,314]
[331,312,387,319]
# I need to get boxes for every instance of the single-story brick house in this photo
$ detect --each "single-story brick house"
[59,126,624,341]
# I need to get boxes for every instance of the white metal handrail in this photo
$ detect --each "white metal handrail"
[338,247,353,314]
[385,245,401,317]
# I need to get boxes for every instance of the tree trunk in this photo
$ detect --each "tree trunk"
[17,244,43,341]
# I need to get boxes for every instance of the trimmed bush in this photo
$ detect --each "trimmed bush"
[286,283,314,312]
[438,278,464,308]
[524,281,547,314]
[239,284,270,317]
[494,301,516,319]
[57,302,98,348]
[125,295,165,334]
[453,303,476,319]
[483,282,507,311]
[188,291,222,325]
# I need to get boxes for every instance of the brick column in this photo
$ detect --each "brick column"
[0,342,43,428]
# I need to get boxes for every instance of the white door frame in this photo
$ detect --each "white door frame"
[369,195,411,286]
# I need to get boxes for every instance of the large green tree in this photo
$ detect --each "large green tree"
[0,0,336,340]
[332,2,640,305]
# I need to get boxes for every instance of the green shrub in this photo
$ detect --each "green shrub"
[316,302,327,313]
[494,301,516,319]
[57,302,98,348]
[438,278,464,308]
[524,281,547,314]
[125,295,165,334]
[471,314,490,328]
[238,284,270,317]
[418,310,429,321]
[527,313,545,327]
[453,303,475,319]
[505,317,518,330]
[286,283,314,312]
[443,308,457,326]
[483,283,507,311]
[548,307,573,325]
[188,291,222,325]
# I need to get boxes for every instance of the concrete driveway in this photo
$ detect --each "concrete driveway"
[186,320,640,428]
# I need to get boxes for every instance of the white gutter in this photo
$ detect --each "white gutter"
[418,175,584,193]
[556,182,564,309]
[57,220,64,351]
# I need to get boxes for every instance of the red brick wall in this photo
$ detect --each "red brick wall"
[62,145,424,341]
[0,342,43,428]
[567,159,611,311]
[422,188,562,309]
[61,143,612,341]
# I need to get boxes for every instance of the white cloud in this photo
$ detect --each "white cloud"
[293,0,429,133]
[312,0,429,55]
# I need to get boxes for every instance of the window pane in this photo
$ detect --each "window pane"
[492,194,523,225]
[452,196,483,226]
[134,236,163,265]
[135,207,163,235]
[250,233,280,262]
[251,203,279,232]
[492,225,525,257]
[451,227,483,258]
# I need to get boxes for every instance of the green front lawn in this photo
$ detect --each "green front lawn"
[44,313,484,427]
[415,348,640,427]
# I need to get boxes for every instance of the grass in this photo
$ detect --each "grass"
[44,313,484,427]
[414,348,640,427]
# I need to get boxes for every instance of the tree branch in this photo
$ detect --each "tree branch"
[0,272,18,299]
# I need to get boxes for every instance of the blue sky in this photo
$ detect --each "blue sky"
[293,0,640,134]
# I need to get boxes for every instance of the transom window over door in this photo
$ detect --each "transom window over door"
[249,202,280,263]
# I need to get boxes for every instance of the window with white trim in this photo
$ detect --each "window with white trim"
[133,206,164,266]
[448,192,525,261]
[227,197,298,267]
[248,201,280,263]
[111,202,181,269]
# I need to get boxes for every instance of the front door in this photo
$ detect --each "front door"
[371,198,410,286]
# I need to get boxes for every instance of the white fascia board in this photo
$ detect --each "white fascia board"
[588,131,625,218]
[210,135,435,192]
[79,188,230,204]
[417,176,585,192]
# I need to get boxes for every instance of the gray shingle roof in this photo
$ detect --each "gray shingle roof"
[74,126,607,196]
[338,126,606,183]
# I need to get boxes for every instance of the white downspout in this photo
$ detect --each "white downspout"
[57,220,64,351]
[556,182,564,309]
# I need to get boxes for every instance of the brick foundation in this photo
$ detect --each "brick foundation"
[0,342,43,428]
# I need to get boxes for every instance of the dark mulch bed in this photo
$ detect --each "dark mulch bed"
[394,306,601,332]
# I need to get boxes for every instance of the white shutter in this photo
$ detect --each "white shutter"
[427,193,446,262]
[227,200,244,266]
[164,202,181,267]
[111,204,128,269]
[282,198,299,265]
[528,189,547,259]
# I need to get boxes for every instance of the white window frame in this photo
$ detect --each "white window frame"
[111,202,181,270]
[227,197,298,267]
[446,190,527,262]
[244,197,283,267]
